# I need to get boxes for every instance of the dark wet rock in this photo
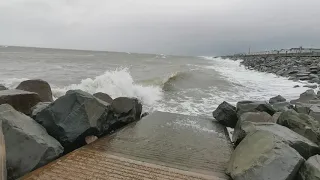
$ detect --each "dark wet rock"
[236,101,276,117]
[291,89,318,104]
[141,112,149,119]
[93,92,113,104]
[233,122,320,159]
[304,84,318,89]
[295,103,313,114]
[35,90,141,152]
[272,112,282,122]
[269,95,286,104]
[0,104,63,180]
[212,101,238,128]
[272,101,294,112]
[309,105,320,122]
[31,102,51,119]
[0,89,41,115]
[288,70,299,74]
[0,84,7,91]
[294,85,300,88]
[16,79,53,102]
[297,155,320,180]
[227,130,304,180]
[278,110,320,145]
[309,74,319,79]
[111,97,142,121]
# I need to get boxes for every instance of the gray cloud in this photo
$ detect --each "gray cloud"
[1,0,320,55]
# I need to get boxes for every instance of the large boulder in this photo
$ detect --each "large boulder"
[16,79,53,102]
[93,92,113,104]
[227,130,304,180]
[272,102,294,112]
[269,95,286,104]
[278,110,320,145]
[111,97,142,121]
[212,101,238,128]
[297,155,320,180]
[31,102,51,119]
[309,105,320,123]
[0,85,7,91]
[35,90,141,152]
[236,101,276,117]
[291,89,318,104]
[0,104,63,180]
[0,121,6,180]
[233,122,320,159]
[0,89,41,115]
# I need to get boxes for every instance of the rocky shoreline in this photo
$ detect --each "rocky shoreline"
[213,89,320,180]
[0,80,143,180]
[223,55,320,88]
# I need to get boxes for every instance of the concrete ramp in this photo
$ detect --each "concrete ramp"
[22,111,233,180]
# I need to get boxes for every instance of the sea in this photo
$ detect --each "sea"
[0,46,312,119]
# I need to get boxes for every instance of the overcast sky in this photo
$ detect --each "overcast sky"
[1,0,320,56]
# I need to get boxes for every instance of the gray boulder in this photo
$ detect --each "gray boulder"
[304,85,318,89]
[233,122,320,159]
[294,85,300,88]
[291,89,318,104]
[0,85,7,91]
[111,97,143,122]
[227,130,304,180]
[309,105,320,123]
[297,155,320,180]
[236,101,276,117]
[35,90,141,152]
[0,104,63,180]
[31,102,51,119]
[269,95,286,104]
[272,102,294,112]
[295,103,313,114]
[0,89,41,115]
[93,92,113,104]
[16,79,53,102]
[278,110,320,145]
[212,101,238,128]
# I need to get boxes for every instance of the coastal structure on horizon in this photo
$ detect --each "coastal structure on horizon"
[233,47,320,57]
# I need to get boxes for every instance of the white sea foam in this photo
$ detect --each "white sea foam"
[52,68,163,106]
[0,78,29,88]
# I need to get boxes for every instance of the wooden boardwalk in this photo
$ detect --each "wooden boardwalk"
[22,111,233,180]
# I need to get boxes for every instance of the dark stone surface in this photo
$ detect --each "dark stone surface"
[269,95,286,104]
[297,155,320,180]
[227,130,304,180]
[93,92,113,104]
[291,89,318,104]
[16,79,53,102]
[236,101,276,117]
[0,104,63,180]
[0,89,41,115]
[212,101,238,128]
[0,85,7,91]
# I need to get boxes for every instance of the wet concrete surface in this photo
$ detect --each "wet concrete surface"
[22,111,233,180]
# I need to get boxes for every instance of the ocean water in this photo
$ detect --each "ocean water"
[0,46,312,118]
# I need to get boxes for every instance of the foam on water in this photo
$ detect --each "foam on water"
[52,68,163,106]
[203,57,313,102]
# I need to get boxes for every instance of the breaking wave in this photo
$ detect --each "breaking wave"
[162,71,191,91]
[51,68,163,106]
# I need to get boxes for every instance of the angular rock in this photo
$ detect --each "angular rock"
[304,84,318,89]
[111,97,143,121]
[212,101,238,128]
[0,89,41,115]
[309,105,320,123]
[272,102,294,112]
[269,95,286,104]
[294,85,300,88]
[295,103,313,114]
[291,89,318,104]
[272,112,282,122]
[227,130,304,180]
[278,110,320,145]
[236,101,276,117]
[300,76,311,81]
[35,90,142,152]
[309,74,319,79]
[16,79,53,102]
[0,104,63,180]
[31,102,51,119]
[234,122,320,159]
[93,92,113,104]
[0,85,7,91]
[297,155,320,180]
